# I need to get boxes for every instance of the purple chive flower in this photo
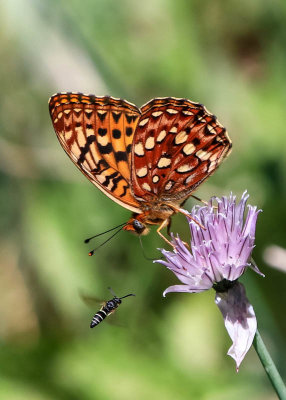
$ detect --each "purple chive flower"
[155,191,264,370]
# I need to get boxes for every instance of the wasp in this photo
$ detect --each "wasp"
[90,288,135,328]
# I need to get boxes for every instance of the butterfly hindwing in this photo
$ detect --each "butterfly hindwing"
[131,97,232,203]
[49,93,142,213]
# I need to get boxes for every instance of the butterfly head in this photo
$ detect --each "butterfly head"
[123,215,149,236]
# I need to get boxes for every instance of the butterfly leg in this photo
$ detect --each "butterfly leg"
[191,194,209,206]
[159,215,190,249]
[157,220,175,248]
[167,218,172,236]
[191,194,218,209]
[164,204,206,230]
[179,208,205,230]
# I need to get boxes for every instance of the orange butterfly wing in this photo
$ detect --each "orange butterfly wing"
[49,93,142,213]
[131,97,232,204]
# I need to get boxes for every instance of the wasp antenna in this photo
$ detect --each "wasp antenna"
[87,226,124,255]
[84,222,127,243]
[120,293,135,299]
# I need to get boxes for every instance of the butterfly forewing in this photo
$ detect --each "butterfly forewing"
[131,98,232,203]
[49,93,142,212]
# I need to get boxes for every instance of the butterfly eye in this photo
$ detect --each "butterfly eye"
[133,219,145,234]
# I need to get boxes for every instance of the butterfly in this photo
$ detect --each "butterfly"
[49,93,232,245]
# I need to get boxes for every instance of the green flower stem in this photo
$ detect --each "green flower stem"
[253,330,286,399]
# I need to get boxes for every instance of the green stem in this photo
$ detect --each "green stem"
[253,330,286,400]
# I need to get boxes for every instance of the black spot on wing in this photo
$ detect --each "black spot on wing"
[112,129,121,139]
[74,109,82,118]
[97,112,107,122]
[101,172,118,187]
[77,135,97,164]
[126,127,133,136]
[112,112,121,123]
[120,184,129,198]
[98,128,107,136]
[97,142,113,155]
[91,159,109,174]
[126,114,138,124]
[115,151,128,162]
[110,175,125,192]
[84,112,92,120]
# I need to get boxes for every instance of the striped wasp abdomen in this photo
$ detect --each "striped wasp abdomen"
[90,289,135,328]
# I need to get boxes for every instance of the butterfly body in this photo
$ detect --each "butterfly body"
[49,93,232,241]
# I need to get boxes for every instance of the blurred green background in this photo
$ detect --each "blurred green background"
[1,0,286,399]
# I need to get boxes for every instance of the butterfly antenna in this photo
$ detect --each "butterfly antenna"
[88,226,124,256]
[84,222,127,243]
[139,236,157,261]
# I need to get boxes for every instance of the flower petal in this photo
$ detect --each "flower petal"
[215,282,257,370]
[242,206,262,238]
[163,284,209,297]
[249,258,265,277]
